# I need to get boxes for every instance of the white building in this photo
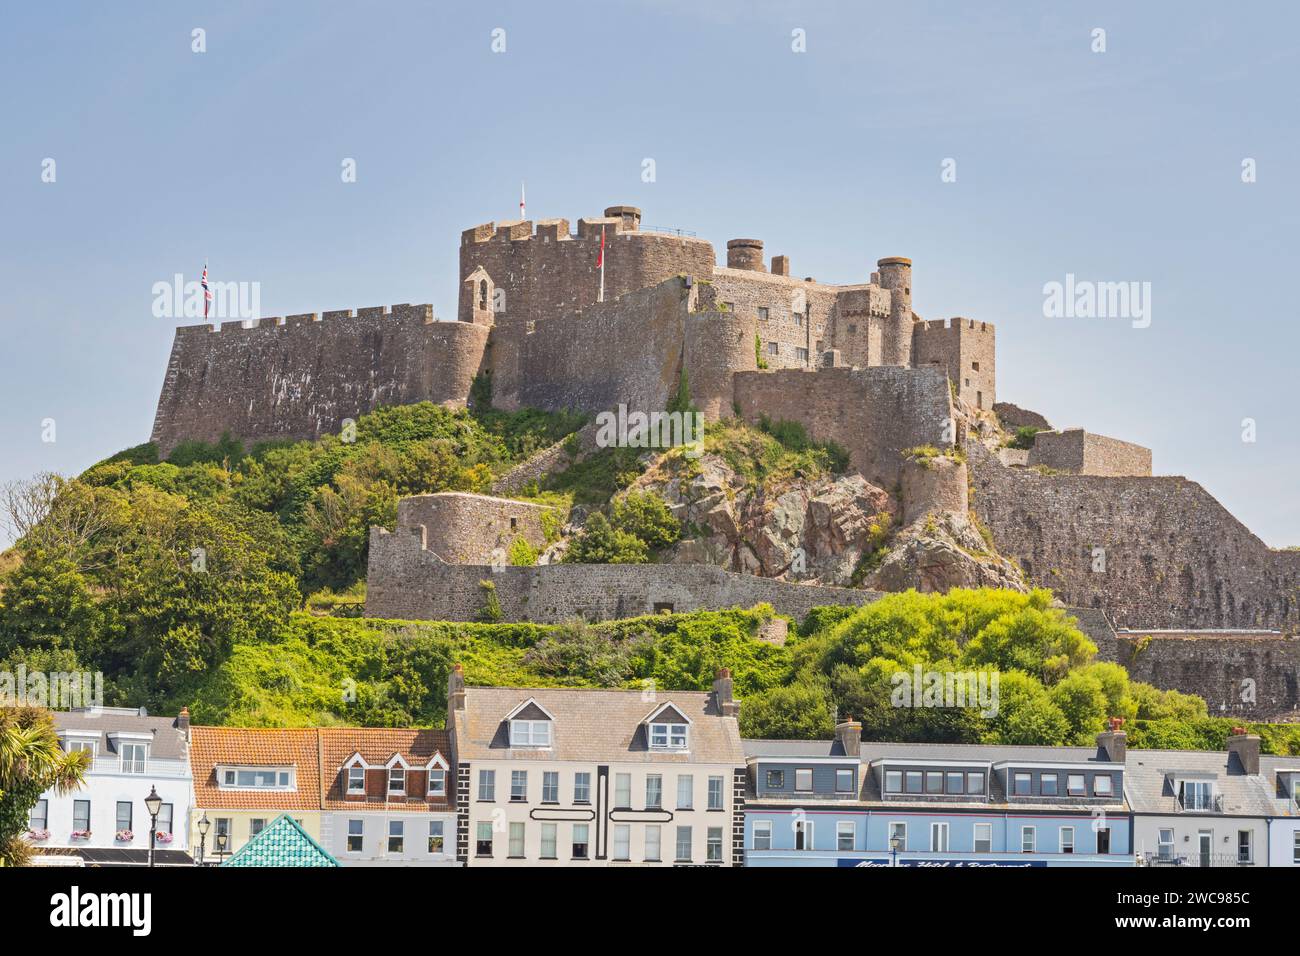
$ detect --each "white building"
[1127,731,1281,867]
[1262,755,1300,868]
[28,706,194,866]
[448,665,746,867]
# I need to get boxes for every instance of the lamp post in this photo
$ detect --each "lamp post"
[144,786,163,869]
[890,833,902,868]
[197,813,210,867]
[215,830,228,864]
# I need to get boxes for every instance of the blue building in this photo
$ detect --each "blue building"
[743,719,1133,867]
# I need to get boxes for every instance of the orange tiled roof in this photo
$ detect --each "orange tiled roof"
[190,727,323,811]
[319,727,454,812]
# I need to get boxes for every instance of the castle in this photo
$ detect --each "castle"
[150,203,1300,718]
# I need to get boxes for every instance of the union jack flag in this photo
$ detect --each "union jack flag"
[201,261,213,318]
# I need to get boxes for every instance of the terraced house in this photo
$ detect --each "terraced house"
[743,718,1133,867]
[447,665,747,866]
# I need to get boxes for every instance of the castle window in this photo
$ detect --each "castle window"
[795,347,809,364]
[794,314,804,327]
[758,307,769,321]
[478,280,488,309]
[509,517,517,531]
[977,391,983,409]
[767,342,779,356]
[972,361,980,371]
[848,324,857,334]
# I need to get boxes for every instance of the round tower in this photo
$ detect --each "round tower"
[604,205,642,232]
[877,256,913,366]
[727,238,766,272]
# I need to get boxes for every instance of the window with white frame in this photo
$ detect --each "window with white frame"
[574,772,591,804]
[510,770,528,802]
[29,800,48,831]
[508,822,524,858]
[475,822,493,857]
[119,742,148,774]
[477,769,495,802]
[614,773,631,808]
[427,767,446,797]
[249,818,266,837]
[540,823,557,859]
[676,774,694,809]
[65,738,96,758]
[930,822,949,853]
[1158,828,1175,860]
[1181,780,1213,811]
[707,775,724,810]
[572,823,590,859]
[347,766,365,793]
[753,820,772,851]
[1060,826,1074,854]
[973,823,992,853]
[794,768,813,791]
[387,820,404,853]
[645,824,662,862]
[888,822,906,850]
[427,821,444,853]
[388,766,406,795]
[1021,826,1036,853]
[794,818,812,851]
[509,719,551,748]
[613,824,630,861]
[706,827,723,863]
[157,803,173,836]
[347,819,363,852]
[675,825,692,862]
[220,767,293,790]
[541,771,558,804]
[837,821,855,851]
[1293,831,1299,864]
[646,774,663,809]
[649,721,688,751]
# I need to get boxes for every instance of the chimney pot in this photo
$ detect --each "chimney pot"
[834,717,862,757]
[1227,730,1261,776]
[1096,716,1128,763]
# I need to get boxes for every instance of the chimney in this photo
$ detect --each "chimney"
[1096,715,1127,763]
[834,716,862,757]
[177,706,191,733]
[1227,727,1260,775]
[448,663,466,712]
[713,667,740,718]
[770,254,790,277]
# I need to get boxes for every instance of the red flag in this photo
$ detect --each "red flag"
[595,227,605,269]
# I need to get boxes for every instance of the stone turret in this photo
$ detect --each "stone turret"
[604,205,641,232]
[877,256,913,366]
[727,238,765,272]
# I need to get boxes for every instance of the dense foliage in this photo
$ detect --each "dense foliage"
[0,706,87,865]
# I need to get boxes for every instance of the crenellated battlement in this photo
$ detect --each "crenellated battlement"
[915,316,995,334]
[173,303,437,335]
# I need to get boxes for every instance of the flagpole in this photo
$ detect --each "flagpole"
[520,182,525,220]
[599,225,605,303]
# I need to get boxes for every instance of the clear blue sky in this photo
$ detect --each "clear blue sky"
[2,1,1298,547]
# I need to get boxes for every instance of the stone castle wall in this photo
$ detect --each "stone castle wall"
[397,493,555,566]
[365,527,883,623]
[1116,631,1300,718]
[150,305,487,455]
[969,443,1300,630]
[733,365,953,491]
[1028,428,1152,477]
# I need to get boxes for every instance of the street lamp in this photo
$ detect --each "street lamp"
[215,830,228,863]
[143,786,163,869]
[197,813,211,867]
[889,833,902,868]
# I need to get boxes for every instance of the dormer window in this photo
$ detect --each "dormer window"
[347,766,365,794]
[427,767,446,797]
[649,722,688,751]
[1179,779,1214,811]
[510,720,551,747]
[219,766,294,790]
[388,767,406,795]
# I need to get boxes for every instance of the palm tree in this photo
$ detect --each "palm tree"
[0,706,88,866]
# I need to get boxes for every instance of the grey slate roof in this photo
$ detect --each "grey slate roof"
[1124,748,1291,817]
[744,738,1108,764]
[53,708,188,760]
[455,686,744,765]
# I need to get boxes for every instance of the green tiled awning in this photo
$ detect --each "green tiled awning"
[221,814,338,868]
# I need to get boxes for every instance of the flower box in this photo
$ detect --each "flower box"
[114,829,134,843]
[26,828,51,842]
[155,831,174,844]
[70,830,92,840]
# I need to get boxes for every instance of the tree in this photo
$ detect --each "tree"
[739,680,835,740]
[563,513,649,564]
[0,706,88,866]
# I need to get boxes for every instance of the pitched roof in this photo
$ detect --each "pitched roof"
[53,709,189,760]
[190,727,323,811]
[318,727,454,811]
[1124,748,1285,816]
[455,686,743,764]
[221,814,338,868]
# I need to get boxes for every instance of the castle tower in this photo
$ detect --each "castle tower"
[877,256,913,366]
[726,238,766,272]
[604,205,641,232]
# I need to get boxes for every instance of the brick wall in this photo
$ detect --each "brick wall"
[150,305,488,455]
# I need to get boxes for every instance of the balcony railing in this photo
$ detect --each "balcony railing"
[1175,793,1224,813]
[87,756,189,778]
[1140,851,1253,867]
